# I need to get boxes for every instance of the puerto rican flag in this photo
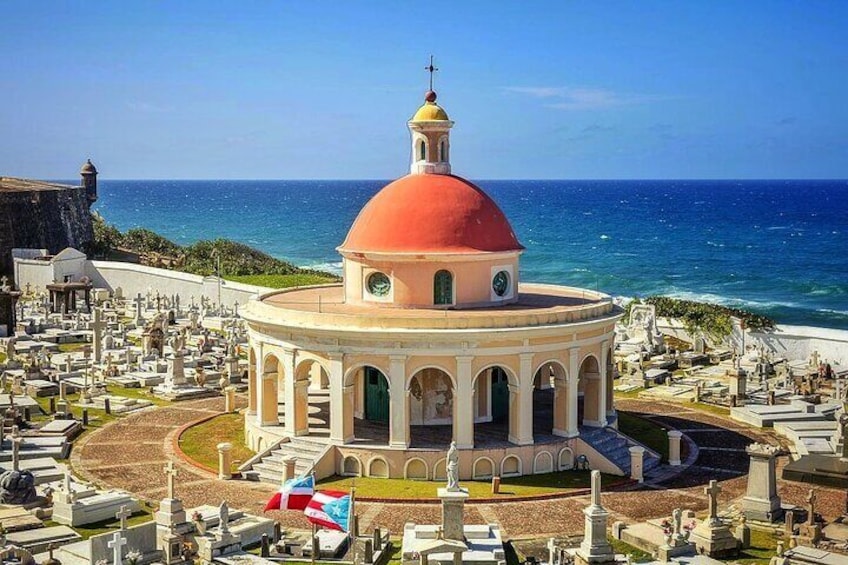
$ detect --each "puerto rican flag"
[264,475,315,512]
[303,490,351,532]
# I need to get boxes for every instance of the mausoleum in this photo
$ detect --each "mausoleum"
[241,87,632,480]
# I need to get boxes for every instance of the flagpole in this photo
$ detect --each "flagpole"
[348,482,356,563]
[311,522,317,565]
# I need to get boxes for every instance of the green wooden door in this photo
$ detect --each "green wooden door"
[365,367,389,424]
[491,367,509,423]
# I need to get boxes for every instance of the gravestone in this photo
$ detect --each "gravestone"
[575,471,615,565]
[742,443,783,522]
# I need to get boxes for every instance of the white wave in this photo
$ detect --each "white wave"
[600,234,611,240]
[304,261,343,275]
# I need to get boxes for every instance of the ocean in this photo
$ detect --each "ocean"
[88,179,848,330]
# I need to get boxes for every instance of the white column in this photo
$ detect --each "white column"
[598,341,609,427]
[283,349,298,435]
[568,348,580,436]
[328,353,352,443]
[510,353,534,446]
[253,344,264,424]
[454,356,474,449]
[388,355,409,448]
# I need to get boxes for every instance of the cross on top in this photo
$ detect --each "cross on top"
[164,461,178,499]
[425,55,438,91]
[115,504,132,530]
[705,479,721,523]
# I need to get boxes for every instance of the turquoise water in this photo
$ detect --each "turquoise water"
[87,179,848,329]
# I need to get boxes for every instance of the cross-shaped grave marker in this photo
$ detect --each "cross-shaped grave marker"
[116,504,132,531]
[107,529,127,565]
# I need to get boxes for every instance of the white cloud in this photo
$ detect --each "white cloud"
[502,86,669,111]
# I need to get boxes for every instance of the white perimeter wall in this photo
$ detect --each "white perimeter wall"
[85,261,269,307]
[13,260,55,290]
[657,316,848,365]
[14,258,270,309]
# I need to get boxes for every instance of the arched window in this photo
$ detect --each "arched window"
[440,140,448,162]
[434,270,453,305]
[419,140,427,161]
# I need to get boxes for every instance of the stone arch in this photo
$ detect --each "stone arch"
[471,364,517,445]
[408,366,455,448]
[341,455,361,477]
[558,447,575,470]
[404,458,428,480]
[533,451,554,474]
[533,359,569,440]
[405,364,457,391]
[500,455,522,478]
[472,457,496,480]
[579,354,603,427]
[295,356,329,387]
[256,436,266,453]
[367,456,389,478]
[432,458,447,481]
[260,352,283,426]
[344,361,391,387]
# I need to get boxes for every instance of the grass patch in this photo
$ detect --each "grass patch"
[735,528,784,565]
[179,413,255,471]
[317,470,619,499]
[57,342,88,353]
[617,411,670,462]
[226,274,338,289]
[609,538,653,563]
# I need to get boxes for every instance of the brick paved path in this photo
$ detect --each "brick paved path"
[72,396,846,539]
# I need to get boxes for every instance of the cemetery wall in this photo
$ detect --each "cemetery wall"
[13,258,55,289]
[657,317,847,365]
[0,185,93,276]
[85,260,268,307]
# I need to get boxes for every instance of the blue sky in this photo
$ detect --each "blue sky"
[1,1,846,179]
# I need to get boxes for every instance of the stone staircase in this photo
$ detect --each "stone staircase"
[245,436,331,485]
[579,425,662,477]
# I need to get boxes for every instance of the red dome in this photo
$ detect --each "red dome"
[340,174,524,254]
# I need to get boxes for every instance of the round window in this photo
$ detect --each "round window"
[367,272,391,297]
[492,270,510,297]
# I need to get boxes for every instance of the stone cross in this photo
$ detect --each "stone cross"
[705,479,722,525]
[219,501,230,536]
[164,461,178,500]
[116,504,132,530]
[92,307,106,363]
[135,293,144,324]
[107,530,127,565]
[806,489,816,525]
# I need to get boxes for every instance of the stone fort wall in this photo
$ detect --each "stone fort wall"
[0,183,93,276]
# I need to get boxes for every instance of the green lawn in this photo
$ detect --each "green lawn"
[609,538,654,563]
[317,470,619,499]
[179,413,255,471]
[736,528,784,565]
[57,342,88,353]
[617,411,670,462]
[225,274,338,289]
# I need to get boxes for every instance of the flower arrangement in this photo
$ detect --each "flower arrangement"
[125,549,142,565]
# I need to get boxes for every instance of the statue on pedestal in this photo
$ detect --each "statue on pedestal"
[446,441,460,492]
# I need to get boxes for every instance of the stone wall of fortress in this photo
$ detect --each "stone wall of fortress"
[0,185,93,276]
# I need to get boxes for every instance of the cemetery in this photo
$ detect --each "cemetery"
[2,99,847,564]
[0,265,842,565]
